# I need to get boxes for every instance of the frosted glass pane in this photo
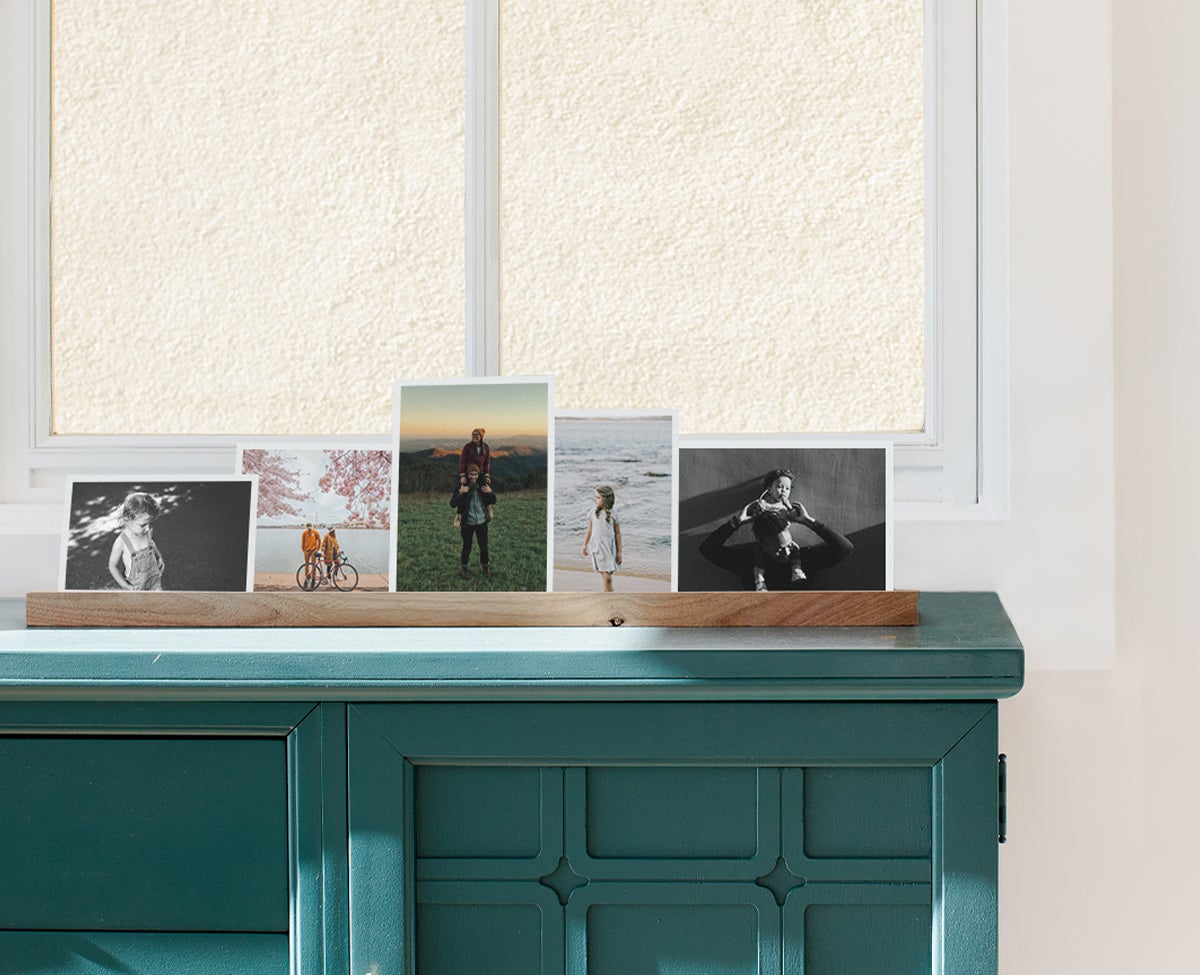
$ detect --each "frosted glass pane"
[499,0,925,434]
[50,1,465,436]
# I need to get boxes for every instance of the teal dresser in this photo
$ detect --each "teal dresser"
[0,592,1023,975]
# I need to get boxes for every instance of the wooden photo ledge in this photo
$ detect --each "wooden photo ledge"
[24,590,917,629]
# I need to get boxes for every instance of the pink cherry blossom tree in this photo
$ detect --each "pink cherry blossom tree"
[319,450,391,528]
[242,449,309,519]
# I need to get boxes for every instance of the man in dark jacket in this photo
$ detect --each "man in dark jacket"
[450,464,497,579]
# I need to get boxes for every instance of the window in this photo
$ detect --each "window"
[48,0,466,437]
[498,0,925,435]
[0,0,1007,524]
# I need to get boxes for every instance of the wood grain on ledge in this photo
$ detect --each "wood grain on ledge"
[24,591,917,629]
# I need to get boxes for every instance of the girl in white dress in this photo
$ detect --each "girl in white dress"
[582,485,623,592]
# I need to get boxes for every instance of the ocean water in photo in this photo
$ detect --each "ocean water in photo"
[554,416,673,580]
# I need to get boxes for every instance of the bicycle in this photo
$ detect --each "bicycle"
[296,550,359,592]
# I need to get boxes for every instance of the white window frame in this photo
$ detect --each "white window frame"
[0,0,1008,535]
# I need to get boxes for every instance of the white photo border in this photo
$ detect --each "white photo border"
[59,474,259,592]
[235,440,391,592]
[678,437,894,591]
[553,409,679,592]
[390,376,555,592]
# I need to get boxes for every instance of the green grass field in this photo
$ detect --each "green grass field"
[395,490,548,592]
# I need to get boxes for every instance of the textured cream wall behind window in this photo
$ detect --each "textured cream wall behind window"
[50,0,465,436]
[499,0,925,434]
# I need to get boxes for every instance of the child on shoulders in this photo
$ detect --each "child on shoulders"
[455,427,495,525]
[459,428,492,486]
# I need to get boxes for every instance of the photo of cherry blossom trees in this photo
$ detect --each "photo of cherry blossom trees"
[238,444,392,591]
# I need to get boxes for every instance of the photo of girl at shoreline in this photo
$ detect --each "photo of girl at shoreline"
[553,412,676,592]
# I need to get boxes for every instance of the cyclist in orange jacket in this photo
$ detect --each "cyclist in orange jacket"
[301,523,321,581]
[321,528,340,574]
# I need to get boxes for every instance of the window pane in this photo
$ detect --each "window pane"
[499,0,925,434]
[50,0,465,436]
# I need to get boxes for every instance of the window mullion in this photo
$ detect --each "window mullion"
[466,0,500,377]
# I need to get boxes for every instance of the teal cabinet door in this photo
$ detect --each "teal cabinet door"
[0,702,345,975]
[347,702,999,975]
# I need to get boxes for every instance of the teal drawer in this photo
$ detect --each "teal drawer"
[0,932,288,975]
[0,736,288,932]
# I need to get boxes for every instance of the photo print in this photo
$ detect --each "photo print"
[552,411,677,592]
[391,377,553,592]
[60,476,257,592]
[677,443,892,592]
[238,444,392,592]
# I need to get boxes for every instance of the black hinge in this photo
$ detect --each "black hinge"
[998,753,1008,844]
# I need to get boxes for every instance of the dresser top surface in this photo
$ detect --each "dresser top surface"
[0,592,1023,700]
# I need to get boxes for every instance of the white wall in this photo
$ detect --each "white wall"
[1113,0,1200,958]
[998,0,1200,971]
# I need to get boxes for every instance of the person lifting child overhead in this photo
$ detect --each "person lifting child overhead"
[739,467,808,590]
[699,468,854,592]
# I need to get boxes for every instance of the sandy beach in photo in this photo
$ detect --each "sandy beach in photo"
[552,565,671,592]
[254,571,390,592]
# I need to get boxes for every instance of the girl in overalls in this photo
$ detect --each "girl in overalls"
[107,492,166,590]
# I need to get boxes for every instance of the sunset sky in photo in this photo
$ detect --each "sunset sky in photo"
[396,380,550,444]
